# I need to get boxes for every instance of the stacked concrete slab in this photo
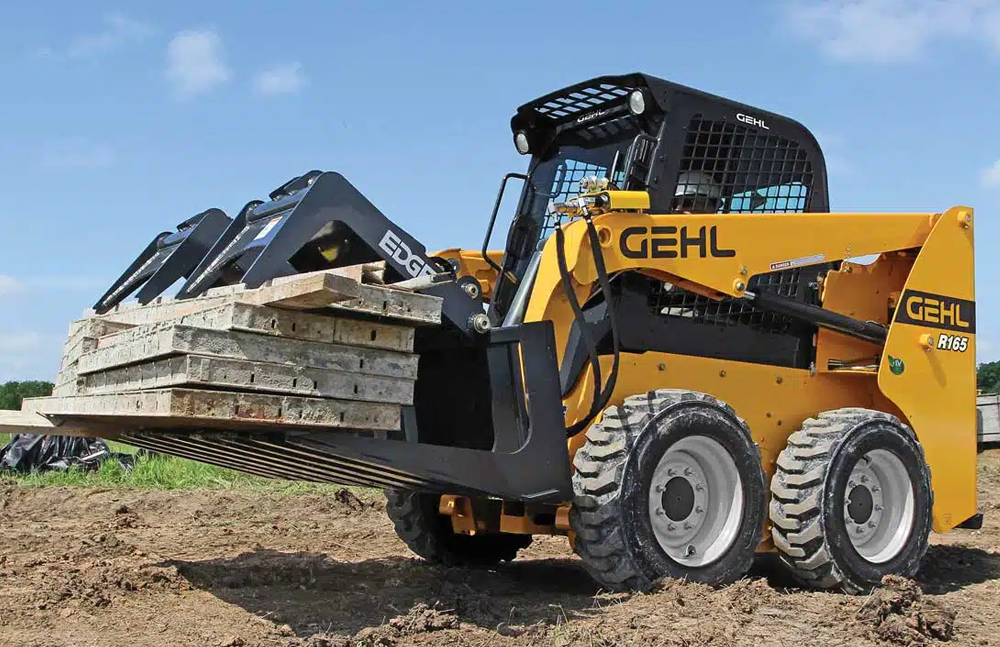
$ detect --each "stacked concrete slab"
[21,267,443,436]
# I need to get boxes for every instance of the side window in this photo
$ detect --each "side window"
[726,182,809,214]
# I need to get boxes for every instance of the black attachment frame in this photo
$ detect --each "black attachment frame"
[175,200,265,299]
[176,170,483,335]
[93,208,231,314]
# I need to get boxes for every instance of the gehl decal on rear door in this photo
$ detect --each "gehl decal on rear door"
[619,225,736,259]
[895,289,976,334]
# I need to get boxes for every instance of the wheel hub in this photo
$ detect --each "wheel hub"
[663,476,696,521]
[843,449,914,564]
[648,435,743,568]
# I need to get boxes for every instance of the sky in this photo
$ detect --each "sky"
[0,0,999,380]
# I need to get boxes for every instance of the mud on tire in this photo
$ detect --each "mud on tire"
[769,408,933,594]
[569,389,767,592]
[384,489,531,567]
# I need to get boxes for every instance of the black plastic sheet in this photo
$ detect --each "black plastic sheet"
[0,434,135,473]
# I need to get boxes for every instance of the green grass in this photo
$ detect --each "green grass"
[0,432,367,495]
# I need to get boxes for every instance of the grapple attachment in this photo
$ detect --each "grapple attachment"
[93,208,231,314]
[178,170,419,299]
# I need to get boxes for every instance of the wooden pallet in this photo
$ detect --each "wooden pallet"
[10,266,445,438]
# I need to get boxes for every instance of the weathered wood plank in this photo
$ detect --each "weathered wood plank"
[89,293,245,327]
[94,303,415,353]
[52,363,80,396]
[86,269,363,325]
[77,324,419,378]
[236,270,361,310]
[327,283,442,324]
[85,269,440,328]
[60,319,135,368]
[22,388,401,431]
[0,410,115,438]
[79,354,414,404]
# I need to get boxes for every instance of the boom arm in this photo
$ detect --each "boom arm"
[524,208,943,355]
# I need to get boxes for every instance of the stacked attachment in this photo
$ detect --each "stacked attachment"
[24,267,442,436]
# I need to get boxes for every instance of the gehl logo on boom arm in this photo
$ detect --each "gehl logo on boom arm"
[618,225,736,259]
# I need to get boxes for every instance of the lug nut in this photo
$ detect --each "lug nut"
[695,506,704,514]
[667,523,676,531]
[686,545,696,556]
[860,475,868,483]
[849,480,856,489]
[868,521,876,529]
[655,508,664,516]
[656,484,666,493]
[684,467,692,476]
[667,468,676,476]
[695,483,704,492]
[874,505,883,512]
[684,522,693,530]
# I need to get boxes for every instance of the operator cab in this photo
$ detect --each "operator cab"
[489,73,832,372]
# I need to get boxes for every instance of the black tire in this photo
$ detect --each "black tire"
[769,408,933,594]
[384,489,532,567]
[569,390,768,592]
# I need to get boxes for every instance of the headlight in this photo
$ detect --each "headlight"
[514,131,531,155]
[628,90,647,116]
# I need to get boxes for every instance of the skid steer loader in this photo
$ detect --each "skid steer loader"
[79,72,980,594]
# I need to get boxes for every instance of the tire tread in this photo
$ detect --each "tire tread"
[768,408,931,594]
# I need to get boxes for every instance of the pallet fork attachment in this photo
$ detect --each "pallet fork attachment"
[119,321,575,503]
[93,209,231,314]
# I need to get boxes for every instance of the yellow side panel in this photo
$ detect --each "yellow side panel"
[877,206,978,533]
[814,253,913,373]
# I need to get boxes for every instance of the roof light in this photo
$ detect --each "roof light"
[514,131,531,155]
[628,90,647,116]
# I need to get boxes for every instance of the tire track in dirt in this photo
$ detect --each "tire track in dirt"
[3,451,1000,646]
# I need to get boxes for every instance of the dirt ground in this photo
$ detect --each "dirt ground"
[3,453,1000,647]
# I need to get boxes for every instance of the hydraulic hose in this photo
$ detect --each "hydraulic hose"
[555,215,621,437]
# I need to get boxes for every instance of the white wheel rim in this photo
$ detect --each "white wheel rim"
[647,435,744,567]
[844,448,915,564]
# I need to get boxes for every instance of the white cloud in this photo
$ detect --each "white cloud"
[165,30,230,99]
[253,62,306,96]
[40,141,115,170]
[783,0,1000,63]
[981,160,1000,188]
[67,13,152,59]
[0,275,23,297]
[36,13,151,60]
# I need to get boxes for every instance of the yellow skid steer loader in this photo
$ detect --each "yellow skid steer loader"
[56,72,982,594]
